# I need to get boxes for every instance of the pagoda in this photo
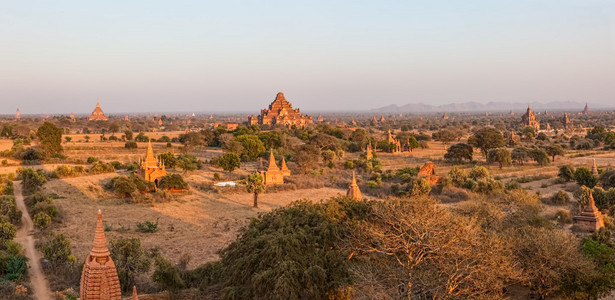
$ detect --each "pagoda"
[387,130,402,154]
[138,140,166,185]
[365,141,374,160]
[89,100,109,121]
[583,103,590,115]
[591,159,599,176]
[248,92,312,127]
[347,171,362,201]
[317,113,324,122]
[280,157,291,176]
[80,210,122,300]
[259,150,288,185]
[70,112,76,122]
[379,115,386,123]
[15,108,20,120]
[573,193,604,232]
[520,106,540,130]
[562,113,573,129]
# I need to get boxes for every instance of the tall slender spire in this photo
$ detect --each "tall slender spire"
[90,209,111,257]
[266,149,279,171]
[347,171,362,201]
[132,286,139,300]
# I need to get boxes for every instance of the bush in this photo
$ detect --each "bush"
[158,174,188,190]
[469,166,489,180]
[410,178,431,196]
[112,177,137,198]
[33,212,51,230]
[574,167,598,188]
[0,221,17,241]
[110,238,152,293]
[125,141,138,149]
[86,157,99,164]
[136,218,159,233]
[558,165,575,182]
[19,168,47,194]
[89,163,115,175]
[550,191,570,205]
[41,232,75,266]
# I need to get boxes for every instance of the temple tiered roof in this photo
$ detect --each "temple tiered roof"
[89,100,109,121]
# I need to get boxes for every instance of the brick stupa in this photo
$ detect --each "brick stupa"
[15,108,20,120]
[573,193,604,232]
[89,100,109,121]
[138,140,166,185]
[365,141,373,160]
[80,210,122,300]
[347,171,362,201]
[259,150,288,185]
[248,92,312,127]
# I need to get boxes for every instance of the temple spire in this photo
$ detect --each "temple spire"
[91,209,111,257]
[347,171,362,201]
[132,286,138,300]
[266,149,279,171]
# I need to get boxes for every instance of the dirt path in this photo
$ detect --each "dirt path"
[13,181,53,299]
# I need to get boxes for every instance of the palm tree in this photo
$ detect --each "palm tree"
[246,173,265,208]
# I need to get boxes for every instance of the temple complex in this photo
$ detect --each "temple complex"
[89,101,109,121]
[248,92,312,127]
[347,171,362,201]
[563,113,573,129]
[15,108,20,120]
[387,130,402,154]
[573,193,604,232]
[520,106,540,130]
[259,150,289,185]
[583,103,590,115]
[138,141,167,185]
[80,210,122,300]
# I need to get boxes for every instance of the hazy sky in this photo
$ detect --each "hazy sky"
[1,0,614,114]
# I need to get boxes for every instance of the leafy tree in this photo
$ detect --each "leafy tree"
[246,173,265,208]
[110,238,152,292]
[599,170,615,189]
[558,165,575,182]
[36,122,63,157]
[20,168,47,195]
[309,133,340,151]
[575,167,598,188]
[258,132,283,150]
[487,148,512,169]
[512,147,530,165]
[217,153,241,173]
[444,143,473,162]
[530,148,550,166]
[587,126,607,142]
[124,141,138,149]
[235,135,265,160]
[41,232,75,266]
[432,129,456,148]
[406,136,420,152]
[152,256,184,299]
[545,144,565,162]
[293,144,321,173]
[158,174,188,190]
[321,149,336,164]
[176,154,201,173]
[521,126,537,140]
[468,127,505,157]
[124,130,134,141]
[157,152,177,169]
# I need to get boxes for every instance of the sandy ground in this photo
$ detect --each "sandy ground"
[43,173,346,268]
[13,181,53,300]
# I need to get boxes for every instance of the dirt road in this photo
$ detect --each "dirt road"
[13,182,53,299]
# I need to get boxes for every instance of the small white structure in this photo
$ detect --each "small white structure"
[214,181,236,187]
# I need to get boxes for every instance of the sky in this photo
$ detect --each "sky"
[1,0,614,114]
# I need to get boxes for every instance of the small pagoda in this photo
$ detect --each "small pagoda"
[591,159,599,176]
[89,100,109,121]
[80,210,122,300]
[573,193,604,232]
[365,141,374,160]
[259,150,289,185]
[138,141,166,185]
[15,108,20,120]
[347,171,362,201]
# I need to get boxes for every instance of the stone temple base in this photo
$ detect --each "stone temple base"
[573,214,604,232]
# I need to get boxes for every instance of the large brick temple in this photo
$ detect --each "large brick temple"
[520,106,540,130]
[89,100,109,121]
[248,92,312,127]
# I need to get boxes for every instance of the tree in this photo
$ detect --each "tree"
[41,232,75,266]
[321,149,336,164]
[406,136,420,152]
[309,133,340,151]
[36,122,63,158]
[468,127,505,157]
[432,129,456,148]
[158,174,188,190]
[530,148,550,166]
[176,154,201,173]
[599,170,615,189]
[487,148,512,169]
[512,147,530,165]
[124,130,134,141]
[157,152,177,169]
[124,141,138,149]
[545,144,565,162]
[410,178,431,196]
[444,143,473,162]
[575,167,598,188]
[110,238,152,293]
[152,256,184,299]
[218,153,241,173]
[558,165,575,182]
[235,135,265,160]
[293,144,321,173]
[521,126,537,140]
[245,173,265,208]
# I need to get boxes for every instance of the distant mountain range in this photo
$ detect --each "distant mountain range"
[371,101,610,113]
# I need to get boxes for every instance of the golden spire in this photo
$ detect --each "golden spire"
[90,210,111,257]
[266,149,279,171]
[132,286,138,300]
[347,171,362,200]
[351,171,357,185]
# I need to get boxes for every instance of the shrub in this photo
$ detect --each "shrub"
[41,232,75,266]
[469,166,489,180]
[0,221,17,241]
[558,165,575,182]
[19,168,47,195]
[110,238,152,293]
[473,177,504,194]
[158,174,188,190]
[125,141,138,149]
[448,167,468,187]
[410,178,431,196]
[112,177,137,198]
[89,163,115,175]
[33,212,51,230]
[550,191,570,205]
[213,173,221,182]
[574,167,598,188]
[86,157,99,164]
[136,218,159,233]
